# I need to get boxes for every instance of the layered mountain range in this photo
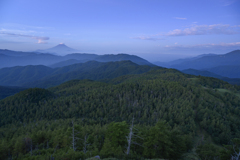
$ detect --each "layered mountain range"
[0,44,152,69]
[0,46,240,99]
[0,61,159,88]
[154,50,240,79]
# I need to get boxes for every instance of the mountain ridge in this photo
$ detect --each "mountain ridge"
[0,48,153,68]
[0,61,160,88]
[35,43,79,55]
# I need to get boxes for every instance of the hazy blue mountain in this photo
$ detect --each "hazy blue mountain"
[50,53,99,68]
[170,50,240,70]
[0,61,159,88]
[0,48,153,69]
[220,77,240,86]
[0,86,26,100]
[25,61,160,88]
[170,53,217,65]
[152,61,169,68]
[0,65,53,86]
[0,52,64,68]
[64,53,98,60]
[182,69,223,79]
[182,68,240,85]
[50,53,153,68]
[0,49,34,57]
[36,43,79,55]
[94,53,153,66]
[204,65,240,78]
[49,59,85,68]
[153,53,218,68]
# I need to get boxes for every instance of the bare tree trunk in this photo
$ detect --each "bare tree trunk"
[72,120,77,151]
[126,117,134,155]
[231,144,240,160]
[83,134,88,154]
[30,139,32,156]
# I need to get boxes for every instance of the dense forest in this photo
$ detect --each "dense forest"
[0,67,240,159]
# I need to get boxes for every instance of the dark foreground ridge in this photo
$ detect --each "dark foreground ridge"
[0,67,239,159]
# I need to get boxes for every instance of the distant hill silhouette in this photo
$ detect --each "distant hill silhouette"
[170,50,240,70]
[0,65,53,86]
[204,65,240,78]
[153,53,218,68]
[94,54,153,66]
[0,48,153,68]
[153,50,240,79]
[182,69,223,79]
[182,69,240,85]
[0,61,160,88]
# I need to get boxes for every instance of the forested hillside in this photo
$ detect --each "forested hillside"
[0,61,159,88]
[0,68,240,159]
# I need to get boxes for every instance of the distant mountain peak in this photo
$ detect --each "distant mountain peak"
[56,43,67,47]
[35,44,79,55]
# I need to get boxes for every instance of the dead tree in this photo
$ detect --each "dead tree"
[126,117,143,155]
[82,134,90,154]
[71,121,79,151]
[231,145,240,160]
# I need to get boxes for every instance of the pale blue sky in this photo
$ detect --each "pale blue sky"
[0,0,240,61]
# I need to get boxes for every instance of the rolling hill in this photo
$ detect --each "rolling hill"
[182,69,240,85]
[204,65,240,78]
[170,50,240,70]
[0,61,160,88]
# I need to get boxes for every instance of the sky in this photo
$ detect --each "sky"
[0,0,240,62]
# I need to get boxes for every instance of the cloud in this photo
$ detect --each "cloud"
[131,36,164,41]
[0,23,54,30]
[165,24,240,36]
[132,24,240,41]
[174,17,187,20]
[222,0,237,6]
[165,42,240,49]
[0,32,49,44]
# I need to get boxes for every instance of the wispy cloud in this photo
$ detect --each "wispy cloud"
[0,32,49,44]
[0,23,54,30]
[165,24,240,36]
[132,24,240,41]
[0,23,53,44]
[222,0,237,6]
[174,17,187,20]
[131,36,164,41]
[165,42,240,49]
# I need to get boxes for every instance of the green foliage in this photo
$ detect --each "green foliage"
[105,121,128,154]
[143,121,172,158]
[0,67,240,159]
[196,143,220,160]
[219,138,240,160]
